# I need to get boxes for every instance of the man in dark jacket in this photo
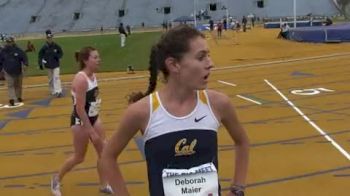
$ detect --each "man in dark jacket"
[38,30,64,97]
[242,16,248,32]
[118,23,127,47]
[0,36,28,106]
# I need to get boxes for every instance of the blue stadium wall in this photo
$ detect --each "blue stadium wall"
[246,0,338,18]
[0,0,340,34]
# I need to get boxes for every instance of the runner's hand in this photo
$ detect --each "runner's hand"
[88,128,104,153]
[22,65,27,72]
[88,128,100,143]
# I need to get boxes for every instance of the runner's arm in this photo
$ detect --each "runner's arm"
[208,90,249,189]
[101,100,148,195]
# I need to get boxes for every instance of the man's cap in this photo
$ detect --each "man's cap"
[45,29,53,38]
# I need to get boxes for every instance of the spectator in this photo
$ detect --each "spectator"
[126,25,131,35]
[217,22,223,38]
[38,30,64,97]
[162,22,168,31]
[0,34,5,42]
[223,19,227,30]
[278,23,290,39]
[325,17,333,26]
[242,16,248,32]
[168,22,172,29]
[118,23,128,47]
[126,65,135,74]
[25,41,36,53]
[251,16,255,27]
[209,19,214,31]
[0,36,29,106]
[235,22,241,32]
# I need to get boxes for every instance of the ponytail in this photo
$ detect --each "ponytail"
[144,45,159,95]
[127,45,159,104]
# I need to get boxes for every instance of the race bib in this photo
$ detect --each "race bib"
[162,163,219,196]
[88,98,101,117]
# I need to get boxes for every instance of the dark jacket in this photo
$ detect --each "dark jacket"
[242,17,247,25]
[0,44,28,76]
[38,42,63,69]
[118,26,127,36]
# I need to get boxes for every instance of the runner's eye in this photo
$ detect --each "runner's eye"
[199,54,210,61]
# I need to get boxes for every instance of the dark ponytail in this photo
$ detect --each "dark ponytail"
[127,45,159,104]
[145,45,159,95]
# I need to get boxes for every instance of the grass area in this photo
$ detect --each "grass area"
[15,31,162,76]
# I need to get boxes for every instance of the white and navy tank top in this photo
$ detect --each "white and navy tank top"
[144,90,220,196]
[71,71,101,118]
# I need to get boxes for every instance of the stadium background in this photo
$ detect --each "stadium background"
[0,0,350,196]
[0,0,347,34]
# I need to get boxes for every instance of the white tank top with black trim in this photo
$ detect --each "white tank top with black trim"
[71,71,101,117]
[143,90,220,196]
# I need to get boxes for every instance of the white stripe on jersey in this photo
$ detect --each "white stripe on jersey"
[144,90,220,142]
[71,71,98,103]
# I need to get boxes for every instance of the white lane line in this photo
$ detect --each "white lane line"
[2,52,349,91]
[0,75,147,90]
[217,80,262,105]
[213,52,350,71]
[217,80,237,87]
[236,95,262,105]
[264,79,350,161]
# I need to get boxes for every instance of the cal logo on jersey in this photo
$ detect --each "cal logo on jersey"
[174,138,197,156]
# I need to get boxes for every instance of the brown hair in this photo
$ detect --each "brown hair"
[127,25,205,104]
[76,46,96,70]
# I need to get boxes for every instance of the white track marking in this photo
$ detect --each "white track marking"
[214,52,350,71]
[1,52,349,91]
[1,102,24,109]
[0,75,147,90]
[236,95,262,105]
[291,88,335,96]
[264,79,350,161]
[217,80,237,87]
